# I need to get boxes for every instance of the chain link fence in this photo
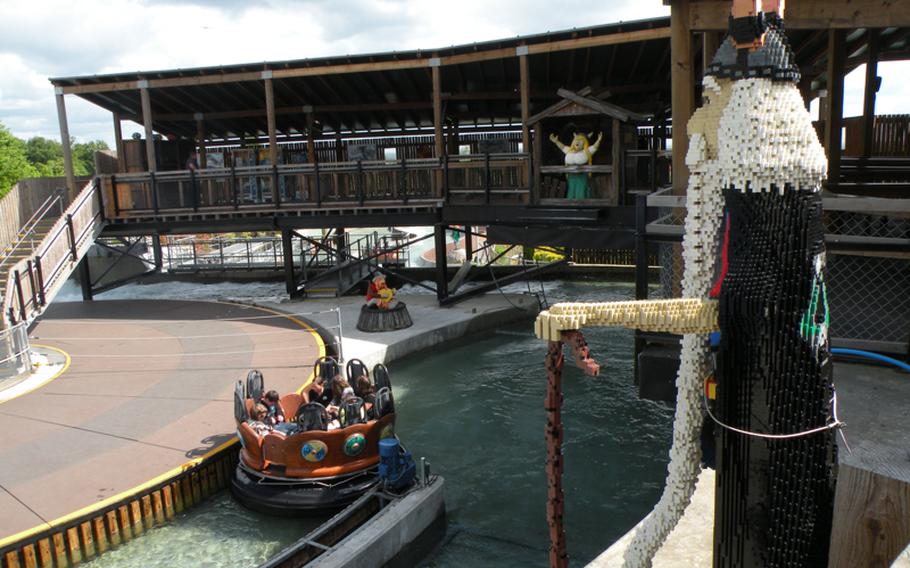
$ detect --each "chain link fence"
[655,209,910,356]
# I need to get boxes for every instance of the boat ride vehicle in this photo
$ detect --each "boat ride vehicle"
[231,357,414,515]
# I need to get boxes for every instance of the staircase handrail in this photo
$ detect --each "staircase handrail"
[0,189,64,275]
[2,179,104,327]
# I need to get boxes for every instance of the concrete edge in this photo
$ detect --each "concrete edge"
[309,478,446,568]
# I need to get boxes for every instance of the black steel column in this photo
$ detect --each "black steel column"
[464,225,473,261]
[434,224,448,302]
[633,192,649,384]
[282,229,296,296]
[78,257,93,301]
[335,228,346,264]
[152,234,163,271]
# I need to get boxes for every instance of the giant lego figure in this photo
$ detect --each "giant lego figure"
[549,131,604,199]
[535,1,837,566]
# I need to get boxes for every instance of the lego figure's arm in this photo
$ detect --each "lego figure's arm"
[534,298,719,341]
[587,132,604,155]
[549,133,569,154]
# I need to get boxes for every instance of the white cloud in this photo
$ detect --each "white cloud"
[2,0,907,147]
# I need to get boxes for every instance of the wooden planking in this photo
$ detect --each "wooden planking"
[36,539,51,568]
[51,533,66,568]
[829,464,910,567]
[20,545,36,568]
[670,0,695,196]
[689,0,910,30]
[139,87,157,173]
[519,53,530,153]
[54,93,77,197]
[825,29,847,182]
[59,26,670,95]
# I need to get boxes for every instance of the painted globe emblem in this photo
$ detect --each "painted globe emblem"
[301,440,328,462]
[344,433,366,456]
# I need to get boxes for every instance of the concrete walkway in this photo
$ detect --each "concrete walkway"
[0,292,536,546]
[0,300,320,543]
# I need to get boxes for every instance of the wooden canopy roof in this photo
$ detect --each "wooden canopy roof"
[49,14,910,142]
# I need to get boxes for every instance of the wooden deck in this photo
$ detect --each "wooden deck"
[0,300,321,543]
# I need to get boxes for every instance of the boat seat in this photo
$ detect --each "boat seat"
[373,363,391,392]
[261,432,287,466]
[247,370,264,402]
[244,398,255,418]
[279,393,305,419]
[374,387,394,418]
[346,358,369,382]
[339,397,366,427]
[296,402,329,432]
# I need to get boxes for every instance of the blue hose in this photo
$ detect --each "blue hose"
[831,347,910,373]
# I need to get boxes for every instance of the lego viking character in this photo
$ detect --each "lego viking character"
[548,131,603,199]
[535,2,838,566]
[365,275,396,310]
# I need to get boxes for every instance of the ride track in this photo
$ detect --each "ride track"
[0,299,323,554]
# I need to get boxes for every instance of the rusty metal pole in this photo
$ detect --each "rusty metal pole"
[544,340,567,568]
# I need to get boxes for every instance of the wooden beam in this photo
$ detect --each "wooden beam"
[432,63,443,158]
[689,0,910,30]
[825,29,847,183]
[519,53,531,153]
[671,0,695,195]
[306,113,317,163]
[264,77,278,165]
[54,89,76,195]
[139,85,157,172]
[59,26,672,95]
[195,118,207,168]
[556,88,651,122]
[702,31,722,72]
[861,30,880,157]
[112,111,125,173]
[612,118,622,203]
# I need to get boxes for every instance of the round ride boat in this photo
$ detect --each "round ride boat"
[231,357,413,515]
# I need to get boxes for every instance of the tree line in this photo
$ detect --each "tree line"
[0,120,109,197]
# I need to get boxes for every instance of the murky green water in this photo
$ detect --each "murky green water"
[82,279,673,567]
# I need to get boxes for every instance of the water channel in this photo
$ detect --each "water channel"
[64,278,673,567]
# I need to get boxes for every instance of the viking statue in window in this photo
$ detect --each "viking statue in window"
[549,131,603,199]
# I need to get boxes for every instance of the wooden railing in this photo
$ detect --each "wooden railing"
[100,153,533,218]
[3,179,105,327]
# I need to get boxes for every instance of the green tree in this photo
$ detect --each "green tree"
[25,136,62,165]
[0,122,37,197]
[73,140,109,176]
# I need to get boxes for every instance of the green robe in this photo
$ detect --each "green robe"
[566,173,590,199]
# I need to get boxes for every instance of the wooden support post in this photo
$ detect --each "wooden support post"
[264,75,278,167]
[434,224,448,303]
[519,51,531,153]
[195,116,207,168]
[670,0,694,196]
[702,31,722,77]
[306,112,317,163]
[112,112,125,173]
[447,119,460,155]
[611,118,622,204]
[139,83,157,172]
[432,62,444,159]
[861,30,880,158]
[544,339,567,568]
[282,229,295,296]
[825,29,846,184]
[54,89,76,197]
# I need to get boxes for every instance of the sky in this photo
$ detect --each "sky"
[0,0,907,147]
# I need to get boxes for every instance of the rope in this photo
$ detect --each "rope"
[704,382,844,440]
[486,263,537,314]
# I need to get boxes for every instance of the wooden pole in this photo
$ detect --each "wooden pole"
[54,88,76,196]
[860,30,880,158]
[825,29,846,184]
[519,51,531,153]
[113,112,125,173]
[195,117,207,168]
[432,62,444,158]
[263,75,278,166]
[306,112,317,163]
[611,118,622,204]
[702,31,721,76]
[670,0,694,196]
[139,84,157,172]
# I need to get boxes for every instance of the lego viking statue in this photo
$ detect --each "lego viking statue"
[549,131,603,199]
[534,1,838,566]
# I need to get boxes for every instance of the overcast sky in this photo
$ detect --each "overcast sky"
[0,0,907,146]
